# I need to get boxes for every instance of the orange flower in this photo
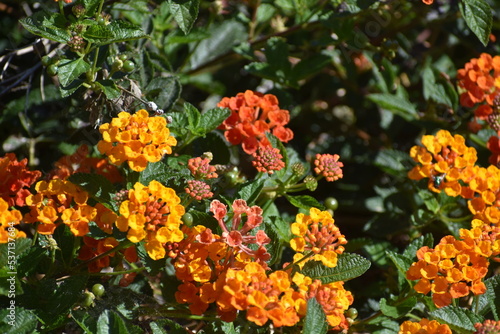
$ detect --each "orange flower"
[115,180,185,260]
[399,318,452,334]
[0,153,41,207]
[251,145,285,174]
[406,222,492,308]
[188,156,218,179]
[217,90,293,154]
[97,110,177,172]
[24,179,92,236]
[474,319,500,334]
[290,207,347,268]
[0,197,25,243]
[185,180,213,201]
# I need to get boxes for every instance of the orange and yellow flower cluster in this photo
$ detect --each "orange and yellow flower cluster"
[25,179,94,236]
[406,219,499,307]
[474,319,500,334]
[217,90,293,154]
[408,130,500,223]
[314,153,344,182]
[399,318,451,334]
[97,110,177,172]
[290,207,347,268]
[116,180,185,260]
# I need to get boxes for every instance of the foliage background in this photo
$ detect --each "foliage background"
[1,0,500,333]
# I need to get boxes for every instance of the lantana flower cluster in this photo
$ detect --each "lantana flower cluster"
[406,218,499,307]
[399,318,452,334]
[290,207,347,268]
[217,90,293,154]
[0,197,25,242]
[97,109,177,171]
[0,153,41,207]
[408,130,500,223]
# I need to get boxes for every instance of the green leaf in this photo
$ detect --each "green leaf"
[145,77,181,111]
[68,173,115,203]
[422,65,455,107]
[367,93,418,121]
[418,189,440,214]
[136,243,166,276]
[374,149,412,176]
[85,20,148,46]
[380,296,417,318]
[430,305,483,332]
[237,179,265,205]
[149,319,186,334]
[95,80,121,100]
[184,102,201,134]
[168,0,200,34]
[303,298,328,334]
[459,0,493,47]
[302,253,371,283]
[0,308,38,334]
[97,310,130,334]
[478,275,500,320]
[363,241,395,267]
[386,251,412,277]
[266,216,292,243]
[285,195,326,211]
[19,11,70,43]
[57,58,91,87]
[199,108,231,134]
[402,234,434,260]
[83,0,102,15]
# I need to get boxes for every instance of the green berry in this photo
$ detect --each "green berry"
[47,64,58,76]
[118,54,128,61]
[97,16,106,25]
[92,283,105,297]
[41,55,52,67]
[182,213,193,225]
[81,292,95,308]
[346,308,358,319]
[324,197,338,211]
[122,60,135,72]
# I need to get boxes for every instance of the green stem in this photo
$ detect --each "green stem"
[89,267,146,276]
[95,0,106,20]
[58,0,65,16]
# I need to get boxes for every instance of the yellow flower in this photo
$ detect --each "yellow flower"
[98,110,177,172]
[0,198,25,242]
[116,180,185,260]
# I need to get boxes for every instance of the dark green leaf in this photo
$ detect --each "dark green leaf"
[303,298,328,334]
[184,102,201,134]
[145,77,181,111]
[86,20,148,46]
[478,275,500,320]
[418,189,440,214]
[422,65,454,107]
[430,305,483,332]
[386,251,412,277]
[374,149,412,176]
[459,0,493,47]
[367,93,418,121]
[380,296,416,318]
[237,179,265,205]
[403,234,434,260]
[95,80,121,100]
[285,195,326,211]
[83,25,114,43]
[363,241,395,267]
[0,308,38,334]
[168,0,200,34]
[302,253,371,283]
[57,58,91,87]
[266,216,292,243]
[83,0,102,15]
[149,319,186,334]
[19,11,70,43]
[199,107,231,134]
[97,310,130,334]
[68,173,115,203]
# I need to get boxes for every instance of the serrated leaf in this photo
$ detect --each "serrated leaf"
[380,296,416,318]
[83,0,101,15]
[19,11,70,43]
[184,102,201,134]
[82,25,114,43]
[97,310,130,334]
[86,20,148,46]
[403,234,434,260]
[95,80,121,100]
[303,298,328,334]
[266,216,292,242]
[363,241,394,267]
[168,0,200,34]
[199,108,231,134]
[68,173,115,203]
[459,0,492,47]
[422,65,454,107]
[367,93,418,121]
[302,253,371,283]
[285,195,325,211]
[430,305,483,332]
[418,189,440,214]
[386,251,412,277]
[237,179,265,205]
[57,58,91,87]
[149,319,186,334]
[0,308,38,334]
[478,275,500,320]
[374,149,412,176]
